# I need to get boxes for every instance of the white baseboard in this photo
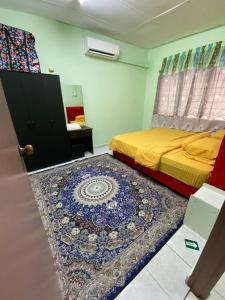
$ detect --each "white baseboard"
[28,152,107,175]
[94,143,109,149]
[28,144,111,175]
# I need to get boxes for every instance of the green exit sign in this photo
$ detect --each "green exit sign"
[185,239,199,251]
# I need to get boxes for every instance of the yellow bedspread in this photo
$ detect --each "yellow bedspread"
[110,129,157,159]
[110,128,194,165]
[134,128,194,170]
[159,149,213,188]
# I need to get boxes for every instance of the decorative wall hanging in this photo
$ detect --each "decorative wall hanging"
[0,23,41,73]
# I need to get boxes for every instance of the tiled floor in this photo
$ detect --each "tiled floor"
[117,225,206,300]
[214,273,225,300]
[85,144,112,157]
[185,291,225,300]
[29,145,225,300]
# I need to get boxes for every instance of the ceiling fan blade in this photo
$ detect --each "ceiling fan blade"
[41,0,76,7]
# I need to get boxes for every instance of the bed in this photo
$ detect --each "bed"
[111,128,194,164]
[110,128,225,198]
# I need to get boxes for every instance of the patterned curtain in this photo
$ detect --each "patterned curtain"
[152,41,225,132]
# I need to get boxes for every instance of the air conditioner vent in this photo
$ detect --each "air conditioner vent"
[85,37,120,61]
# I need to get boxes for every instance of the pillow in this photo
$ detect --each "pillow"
[66,123,81,131]
[183,152,216,166]
[75,114,85,121]
[185,137,222,160]
[74,115,85,126]
[182,132,209,149]
[211,129,225,139]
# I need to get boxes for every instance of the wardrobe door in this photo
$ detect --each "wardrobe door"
[19,73,55,170]
[41,74,71,165]
[0,71,71,171]
[0,71,42,171]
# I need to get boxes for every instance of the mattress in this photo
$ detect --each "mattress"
[159,149,213,188]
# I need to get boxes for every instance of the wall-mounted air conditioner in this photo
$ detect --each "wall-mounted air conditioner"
[85,37,120,60]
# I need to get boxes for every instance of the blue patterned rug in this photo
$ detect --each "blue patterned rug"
[30,154,187,300]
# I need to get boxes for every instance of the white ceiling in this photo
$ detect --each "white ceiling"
[1,0,225,49]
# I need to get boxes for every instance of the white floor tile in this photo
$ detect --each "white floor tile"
[85,146,111,157]
[185,291,199,300]
[84,151,93,158]
[185,290,225,300]
[209,291,225,300]
[167,225,206,268]
[214,272,225,299]
[85,145,111,157]
[145,245,190,300]
[93,145,111,155]
[117,268,171,300]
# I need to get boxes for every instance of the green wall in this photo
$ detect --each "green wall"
[0,8,148,146]
[143,25,225,128]
[61,85,83,107]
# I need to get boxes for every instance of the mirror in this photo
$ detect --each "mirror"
[61,84,86,127]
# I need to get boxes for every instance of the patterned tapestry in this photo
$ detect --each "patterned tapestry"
[0,23,41,73]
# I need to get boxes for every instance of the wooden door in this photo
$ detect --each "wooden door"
[0,81,60,300]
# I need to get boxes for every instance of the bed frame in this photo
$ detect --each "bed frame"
[113,136,225,198]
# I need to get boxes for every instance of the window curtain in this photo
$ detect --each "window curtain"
[152,41,225,132]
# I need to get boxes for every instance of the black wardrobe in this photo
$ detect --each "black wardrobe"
[0,70,71,171]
